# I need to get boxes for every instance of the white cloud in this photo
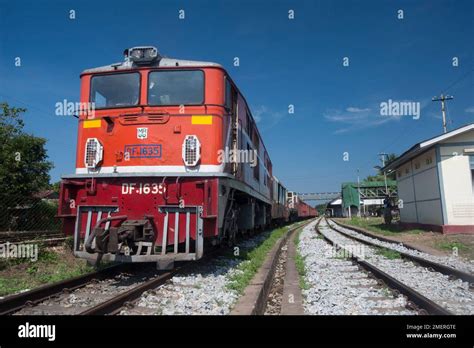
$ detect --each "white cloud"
[346,107,371,113]
[252,105,283,126]
[324,106,397,134]
[465,106,474,113]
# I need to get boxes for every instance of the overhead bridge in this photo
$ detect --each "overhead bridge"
[297,192,340,201]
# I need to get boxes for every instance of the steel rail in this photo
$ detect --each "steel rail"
[79,269,180,315]
[1,219,315,316]
[0,264,126,315]
[326,218,474,284]
[316,219,454,315]
[94,219,315,316]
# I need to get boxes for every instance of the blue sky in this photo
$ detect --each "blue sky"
[1,0,473,196]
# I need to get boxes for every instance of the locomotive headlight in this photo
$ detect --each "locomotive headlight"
[126,46,159,64]
[84,138,103,169]
[182,135,201,167]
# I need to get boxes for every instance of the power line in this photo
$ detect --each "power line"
[441,66,474,94]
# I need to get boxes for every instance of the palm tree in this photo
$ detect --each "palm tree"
[374,153,397,180]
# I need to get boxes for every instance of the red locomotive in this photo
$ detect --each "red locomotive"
[58,46,317,267]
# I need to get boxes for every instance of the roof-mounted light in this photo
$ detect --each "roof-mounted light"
[124,46,160,65]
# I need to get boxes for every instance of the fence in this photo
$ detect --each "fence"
[0,196,61,233]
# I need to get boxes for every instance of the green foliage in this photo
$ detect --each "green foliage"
[435,241,468,252]
[50,181,61,193]
[0,102,54,230]
[227,225,290,294]
[293,228,310,290]
[315,203,327,215]
[0,246,94,296]
[367,153,398,181]
[375,247,401,259]
[0,102,53,197]
[65,235,75,250]
[346,217,423,236]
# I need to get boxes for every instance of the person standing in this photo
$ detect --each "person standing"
[383,195,392,225]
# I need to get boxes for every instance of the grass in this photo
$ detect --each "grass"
[0,244,94,297]
[375,247,401,260]
[382,287,393,298]
[435,240,468,252]
[226,222,306,294]
[340,217,424,236]
[294,228,310,290]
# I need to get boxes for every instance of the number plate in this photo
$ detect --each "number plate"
[122,182,166,195]
[124,144,162,158]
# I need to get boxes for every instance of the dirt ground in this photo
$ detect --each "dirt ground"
[395,232,474,260]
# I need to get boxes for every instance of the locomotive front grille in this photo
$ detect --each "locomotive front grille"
[72,205,204,263]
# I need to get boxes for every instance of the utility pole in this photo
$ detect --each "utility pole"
[357,169,361,217]
[432,94,453,134]
[378,153,388,195]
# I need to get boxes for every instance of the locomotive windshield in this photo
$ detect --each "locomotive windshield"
[148,70,204,106]
[90,73,140,108]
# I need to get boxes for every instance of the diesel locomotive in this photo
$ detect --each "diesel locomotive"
[57,46,317,267]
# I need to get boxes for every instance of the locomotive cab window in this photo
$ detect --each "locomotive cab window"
[148,70,204,105]
[90,73,140,108]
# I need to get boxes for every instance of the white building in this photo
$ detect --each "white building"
[383,123,474,234]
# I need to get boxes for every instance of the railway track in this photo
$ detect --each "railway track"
[120,219,313,316]
[235,218,420,315]
[228,219,315,315]
[263,222,307,315]
[315,218,474,315]
[1,253,217,315]
[0,230,66,246]
[1,221,308,316]
[0,263,128,315]
[300,218,417,315]
[328,218,474,277]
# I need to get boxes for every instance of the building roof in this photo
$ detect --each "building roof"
[327,198,342,206]
[382,123,474,172]
[341,181,397,188]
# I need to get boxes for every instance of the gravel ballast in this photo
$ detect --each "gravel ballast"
[120,227,293,315]
[327,219,474,274]
[316,219,474,315]
[298,220,415,315]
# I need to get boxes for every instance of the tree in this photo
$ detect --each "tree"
[51,181,61,193]
[365,153,398,182]
[0,102,53,203]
